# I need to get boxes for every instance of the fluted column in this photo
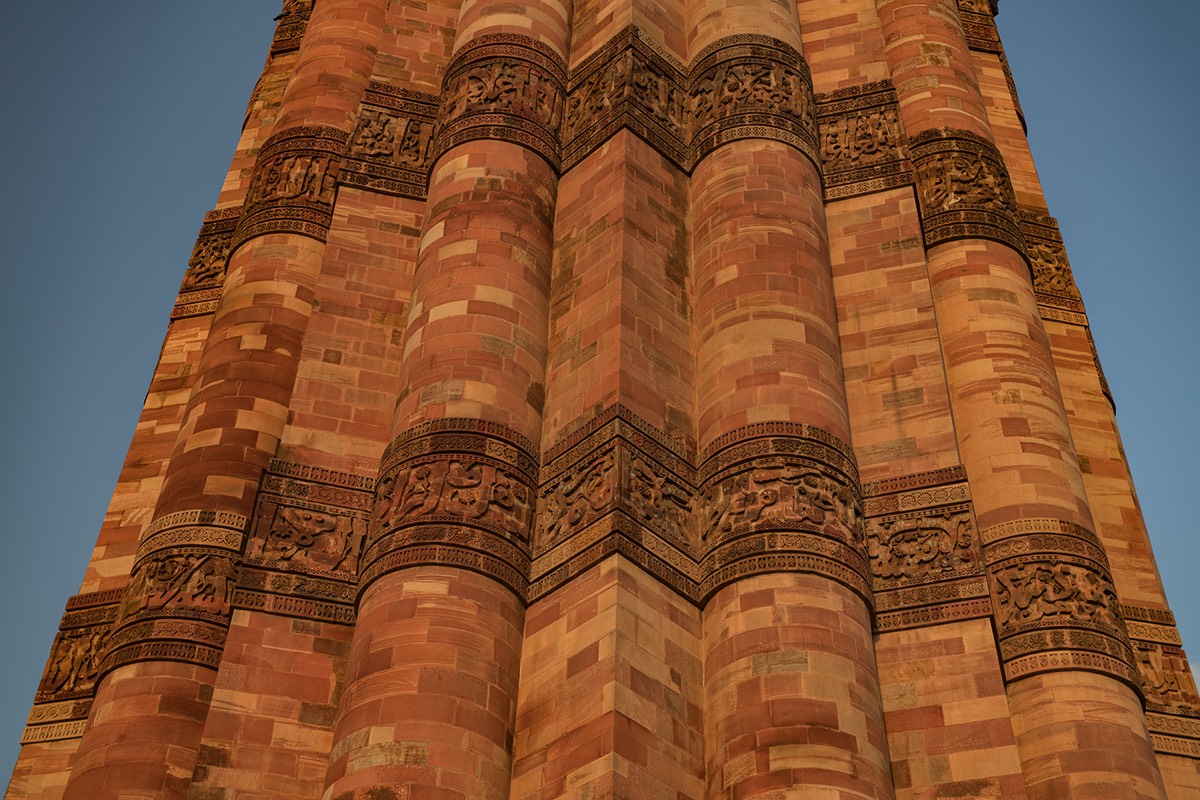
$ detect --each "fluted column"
[321,2,570,798]
[61,4,386,799]
[688,2,893,798]
[875,1,1166,797]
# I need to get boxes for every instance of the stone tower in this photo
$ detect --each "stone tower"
[8,0,1200,798]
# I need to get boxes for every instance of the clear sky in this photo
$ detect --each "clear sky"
[0,1,1196,787]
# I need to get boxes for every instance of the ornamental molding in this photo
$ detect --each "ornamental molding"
[435,34,568,170]
[1019,209,1083,312]
[269,0,311,55]
[980,517,1136,688]
[235,460,376,625]
[171,207,240,319]
[366,420,539,600]
[531,406,697,602]
[816,80,911,200]
[341,83,439,199]
[698,423,868,603]
[234,125,350,248]
[910,127,1025,257]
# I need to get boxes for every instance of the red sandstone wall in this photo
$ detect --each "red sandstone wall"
[9,1,1200,799]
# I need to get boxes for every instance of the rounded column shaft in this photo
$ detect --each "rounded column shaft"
[62,3,386,798]
[324,2,570,798]
[875,1,1166,797]
[688,2,893,798]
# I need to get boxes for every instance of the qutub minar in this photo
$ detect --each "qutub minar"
[8,0,1200,798]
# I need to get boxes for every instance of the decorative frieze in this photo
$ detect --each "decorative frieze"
[561,28,817,174]
[957,2,1000,54]
[910,127,1025,255]
[172,207,240,319]
[435,34,568,170]
[981,518,1137,687]
[98,511,249,676]
[348,28,821,186]
[236,460,374,624]
[1019,210,1083,314]
[698,423,868,603]
[688,35,818,169]
[365,420,539,600]
[562,27,688,170]
[269,0,311,55]
[340,83,439,199]
[816,81,911,200]
[530,406,697,601]
[1135,642,1200,712]
[234,125,350,247]
[31,589,122,712]
[863,467,989,632]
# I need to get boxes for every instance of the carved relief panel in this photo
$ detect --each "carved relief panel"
[816,81,911,200]
[1019,210,1083,312]
[697,423,867,603]
[238,461,373,625]
[1137,642,1200,711]
[982,519,1138,686]
[234,125,350,246]
[366,420,539,600]
[22,587,124,744]
[435,34,568,170]
[172,207,240,319]
[340,83,439,199]
[862,468,991,631]
[910,127,1025,254]
[530,408,697,601]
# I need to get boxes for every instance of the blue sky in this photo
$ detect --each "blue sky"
[0,1,1196,786]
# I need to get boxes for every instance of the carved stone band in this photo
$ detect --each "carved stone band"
[816,80,910,200]
[688,36,818,170]
[342,83,439,199]
[563,27,688,170]
[910,127,1025,257]
[1019,209,1082,308]
[178,206,240,296]
[99,509,247,676]
[561,28,818,174]
[233,125,350,248]
[270,0,311,55]
[530,407,698,602]
[237,459,374,625]
[697,424,869,604]
[364,420,539,600]
[980,518,1137,689]
[435,34,568,170]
